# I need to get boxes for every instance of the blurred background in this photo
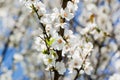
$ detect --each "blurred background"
[0,0,120,80]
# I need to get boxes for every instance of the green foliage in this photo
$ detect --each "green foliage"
[46,38,55,46]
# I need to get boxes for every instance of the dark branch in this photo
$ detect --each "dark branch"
[62,0,71,9]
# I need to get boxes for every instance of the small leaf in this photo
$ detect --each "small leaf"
[51,50,57,57]
[42,49,48,54]
[95,27,101,33]
[46,38,55,46]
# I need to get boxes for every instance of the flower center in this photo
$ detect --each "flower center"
[57,39,62,44]
[74,62,78,66]
[64,13,67,17]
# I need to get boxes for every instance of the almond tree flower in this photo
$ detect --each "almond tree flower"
[90,30,104,40]
[0,70,12,80]
[51,35,66,50]
[64,29,73,40]
[67,1,78,12]
[80,22,97,35]
[49,28,58,37]
[62,34,81,57]
[114,59,120,71]
[45,24,53,34]
[9,29,23,47]
[34,36,47,51]
[60,8,74,21]
[40,12,58,25]
[55,61,66,75]
[69,35,80,47]
[67,39,93,74]
[78,9,90,25]
[48,8,68,30]
[85,42,93,52]
[99,2,110,14]
[62,37,74,57]
[2,15,16,29]
[86,3,97,12]
[113,51,120,59]
[63,46,77,58]
[84,61,93,75]
[43,54,56,70]
[52,8,60,19]
[72,0,79,4]
[35,1,46,15]
[109,41,118,52]
[82,42,93,57]
[43,0,62,9]
[100,41,118,54]
[68,57,82,73]
[19,0,26,4]
[24,0,36,12]
[54,21,68,29]
[23,0,46,14]
[62,44,71,57]
[101,46,109,54]
[60,0,79,21]
[114,24,120,45]
[13,53,24,63]
[109,73,120,80]
[37,53,45,63]
[41,8,60,25]
[96,12,113,33]
[68,50,83,72]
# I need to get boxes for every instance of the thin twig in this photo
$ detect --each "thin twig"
[74,52,90,80]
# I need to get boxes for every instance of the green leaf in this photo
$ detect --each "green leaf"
[51,50,57,57]
[46,38,55,46]
[95,27,101,33]
[42,49,48,54]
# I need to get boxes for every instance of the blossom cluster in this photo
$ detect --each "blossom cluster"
[19,0,96,79]
[0,0,120,80]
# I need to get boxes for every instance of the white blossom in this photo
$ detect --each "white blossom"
[13,53,24,62]
[51,35,65,50]
[109,73,120,80]
[55,61,66,75]
[0,70,12,80]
